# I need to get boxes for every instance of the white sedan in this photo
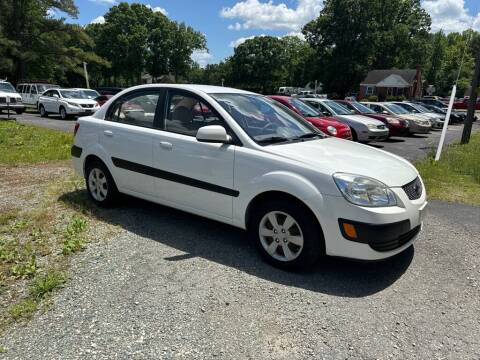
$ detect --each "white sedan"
[72,84,427,269]
[38,88,100,119]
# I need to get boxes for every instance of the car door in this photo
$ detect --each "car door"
[151,89,236,220]
[40,90,52,111]
[101,89,163,197]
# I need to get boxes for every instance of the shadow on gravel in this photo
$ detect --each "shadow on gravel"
[384,138,405,143]
[60,190,414,298]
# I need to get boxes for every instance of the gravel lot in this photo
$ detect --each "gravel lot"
[1,109,479,359]
[1,195,479,359]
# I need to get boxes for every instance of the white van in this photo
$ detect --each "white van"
[17,82,60,109]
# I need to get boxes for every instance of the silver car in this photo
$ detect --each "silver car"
[302,98,389,143]
[391,102,444,129]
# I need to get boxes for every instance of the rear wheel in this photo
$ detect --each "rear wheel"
[39,104,48,117]
[59,106,68,120]
[248,199,323,270]
[85,161,118,207]
[15,109,24,115]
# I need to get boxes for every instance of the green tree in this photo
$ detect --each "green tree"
[303,0,431,96]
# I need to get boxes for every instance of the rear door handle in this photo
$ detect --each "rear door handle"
[159,141,173,150]
[103,130,113,137]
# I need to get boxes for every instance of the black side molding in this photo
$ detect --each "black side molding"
[71,145,82,158]
[111,157,240,197]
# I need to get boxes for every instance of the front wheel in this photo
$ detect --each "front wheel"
[85,161,118,207]
[39,105,48,117]
[15,109,24,115]
[248,200,324,270]
[59,106,68,120]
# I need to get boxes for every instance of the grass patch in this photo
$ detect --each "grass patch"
[417,132,480,206]
[8,299,37,320]
[0,120,72,165]
[62,216,88,255]
[30,270,67,299]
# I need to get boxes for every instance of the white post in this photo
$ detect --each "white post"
[435,85,456,161]
[83,62,90,89]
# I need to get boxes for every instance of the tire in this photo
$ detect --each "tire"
[15,109,24,115]
[350,128,358,142]
[39,104,48,117]
[85,161,119,207]
[59,106,68,120]
[248,199,324,270]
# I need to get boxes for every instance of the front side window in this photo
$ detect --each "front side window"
[211,94,321,144]
[323,101,352,115]
[108,92,159,128]
[350,101,375,114]
[31,86,37,94]
[166,93,223,136]
[384,103,409,114]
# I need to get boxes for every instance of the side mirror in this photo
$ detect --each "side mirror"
[196,125,232,144]
[382,110,388,114]
[322,111,331,117]
[53,94,59,98]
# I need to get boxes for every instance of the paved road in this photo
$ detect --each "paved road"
[6,110,479,162]
[1,198,479,359]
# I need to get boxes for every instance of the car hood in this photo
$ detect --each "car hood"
[63,98,98,105]
[396,114,430,124]
[0,91,21,99]
[305,116,348,129]
[265,137,418,187]
[334,114,384,125]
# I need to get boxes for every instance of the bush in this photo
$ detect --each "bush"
[367,95,378,102]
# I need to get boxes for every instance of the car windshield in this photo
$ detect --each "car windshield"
[350,101,375,114]
[395,103,417,112]
[37,84,58,93]
[211,93,322,144]
[0,82,16,93]
[411,104,430,113]
[289,98,321,117]
[323,100,352,115]
[60,90,90,99]
[80,89,100,99]
[383,103,409,114]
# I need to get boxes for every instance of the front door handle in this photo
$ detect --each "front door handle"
[103,130,113,137]
[159,141,173,150]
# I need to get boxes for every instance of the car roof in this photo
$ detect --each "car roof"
[123,83,255,95]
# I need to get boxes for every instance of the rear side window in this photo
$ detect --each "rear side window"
[107,91,160,128]
[31,86,37,94]
[165,92,223,136]
[26,85,31,94]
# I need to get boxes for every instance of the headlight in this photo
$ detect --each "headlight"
[386,117,400,125]
[327,125,337,135]
[333,173,397,207]
[367,123,379,129]
[66,102,80,107]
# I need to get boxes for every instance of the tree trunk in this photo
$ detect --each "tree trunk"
[461,49,480,144]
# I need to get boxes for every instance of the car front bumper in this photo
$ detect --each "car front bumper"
[0,104,25,111]
[408,122,431,134]
[366,128,389,141]
[310,181,427,261]
[66,106,98,115]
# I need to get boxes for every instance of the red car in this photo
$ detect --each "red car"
[269,96,352,139]
[453,97,480,110]
[95,94,113,106]
[336,100,409,136]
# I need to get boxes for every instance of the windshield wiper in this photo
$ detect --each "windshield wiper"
[257,136,290,144]
[297,133,321,139]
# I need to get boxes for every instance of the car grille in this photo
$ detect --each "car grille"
[402,177,423,200]
[369,225,421,252]
[81,104,94,108]
[9,98,16,104]
[0,97,5,103]
[0,97,19,104]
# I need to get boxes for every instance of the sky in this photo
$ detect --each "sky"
[54,0,480,67]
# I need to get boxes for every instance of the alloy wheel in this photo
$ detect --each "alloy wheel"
[88,168,108,201]
[259,211,304,262]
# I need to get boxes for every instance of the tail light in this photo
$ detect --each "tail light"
[74,123,80,136]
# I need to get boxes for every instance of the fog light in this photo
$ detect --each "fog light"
[343,223,357,239]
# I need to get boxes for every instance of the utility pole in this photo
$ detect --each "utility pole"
[83,62,90,89]
[461,49,480,144]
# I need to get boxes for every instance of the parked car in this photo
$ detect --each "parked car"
[414,103,466,123]
[390,102,444,129]
[72,84,426,269]
[301,98,389,142]
[0,80,25,114]
[416,98,448,110]
[453,97,480,110]
[361,102,431,134]
[336,100,409,136]
[17,82,59,109]
[38,88,100,119]
[95,94,113,106]
[269,95,352,139]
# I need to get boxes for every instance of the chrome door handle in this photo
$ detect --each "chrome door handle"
[103,130,113,137]
[159,141,173,150]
